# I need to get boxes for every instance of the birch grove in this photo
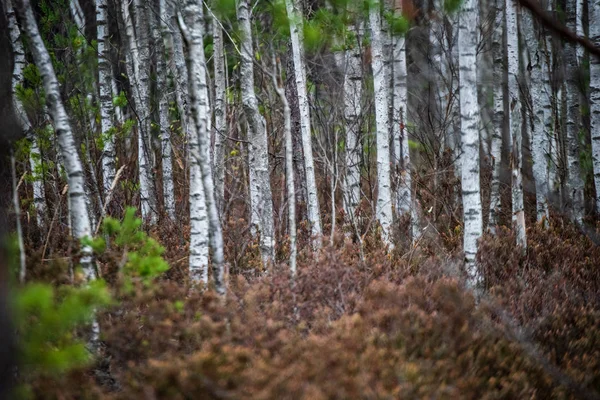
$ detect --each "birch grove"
[6,0,600,303]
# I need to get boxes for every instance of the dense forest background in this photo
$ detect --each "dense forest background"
[2,0,600,397]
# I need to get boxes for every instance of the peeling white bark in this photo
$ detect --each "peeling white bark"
[237,0,275,266]
[458,0,483,285]
[180,0,226,294]
[369,1,394,245]
[285,0,322,247]
[16,0,94,279]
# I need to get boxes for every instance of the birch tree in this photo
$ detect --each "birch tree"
[180,0,226,294]
[151,1,175,220]
[342,20,363,227]
[489,0,504,229]
[285,0,322,246]
[458,0,483,286]
[15,0,95,279]
[162,0,189,134]
[96,0,116,196]
[369,0,394,245]
[506,0,526,248]
[591,0,600,212]
[390,5,416,239]
[122,0,157,223]
[564,0,585,224]
[237,0,275,266]
[5,0,46,228]
[522,10,550,223]
[271,52,297,275]
[213,17,226,214]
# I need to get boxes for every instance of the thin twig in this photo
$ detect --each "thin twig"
[42,184,68,264]
[95,165,126,236]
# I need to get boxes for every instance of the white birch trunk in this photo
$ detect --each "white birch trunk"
[591,0,600,212]
[180,0,226,294]
[237,0,275,266]
[506,0,526,248]
[458,0,483,285]
[70,0,85,32]
[522,12,550,223]
[15,0,94,279]
[390,6,416,240]
[565,0,585,224]
[271,54,297,275]
[343,21,363,227]
[11,154,26,283]
[285,0,322,247]
[369,1,394,245]
[151,3,175,221]
[129,0,157,223]
[163,0,189,133]
[213,18,226,214]
[6,0,46,227]
[188,122,209,283]
[96,0,116,197]
[489,0,504,229]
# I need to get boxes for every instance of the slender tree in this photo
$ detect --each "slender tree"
[180,0,226,294]
[506,0,527,248]
[390,3,416,240]
[369,0,394,245]
[285,0,323,247]
[522,10,550,222]
[489,0,504,230]
[458,0,483,286]
[271,52,297,275]
[151,0,175,220]
[592,0,600,212]
[213,15,226,214]
[15,0,95,279]
[123,0,157,223]
[342,19,363,228]
[5,0,46,228]
[564,0,585,224]
[237,0,275,266]
[96,0,116,197]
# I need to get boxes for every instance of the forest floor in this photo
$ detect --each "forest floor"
[14,213,600,399]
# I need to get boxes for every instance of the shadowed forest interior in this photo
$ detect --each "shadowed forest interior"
[2,0,600,397]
